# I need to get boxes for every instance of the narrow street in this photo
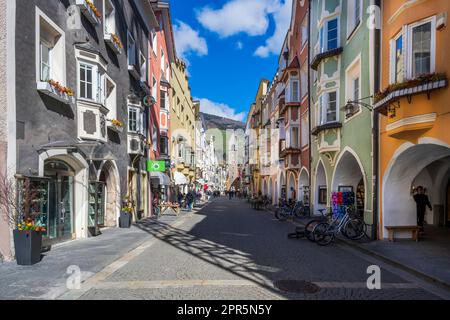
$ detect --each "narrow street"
[47,198,450,300]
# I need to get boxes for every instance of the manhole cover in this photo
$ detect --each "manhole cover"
[273,280,320,294]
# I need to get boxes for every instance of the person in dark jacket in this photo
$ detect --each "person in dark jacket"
[413,186,432,231]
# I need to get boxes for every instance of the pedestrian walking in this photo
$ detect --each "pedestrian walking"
[413,186,432,231]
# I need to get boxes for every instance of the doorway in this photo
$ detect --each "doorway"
[44,160,75,245]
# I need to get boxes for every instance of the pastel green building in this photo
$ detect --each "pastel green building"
[309,0,378,234]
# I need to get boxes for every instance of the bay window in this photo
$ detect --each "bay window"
[128,106,144,135]
[78,62,106,105]
[128,107,138,132]
[300,64,308,98]
[160,90,166,109]
[319,91,338,125]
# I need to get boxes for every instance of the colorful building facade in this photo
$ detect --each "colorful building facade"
[376,0,450,238]
[309,0,376,231]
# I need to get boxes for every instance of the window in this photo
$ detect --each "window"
[105,76,116,118]
[353,77,360,102]
[301,17,308,48]
[160,136,168,155]
[290,78,300,102]
[128,107,138,132]
[127,32,136,66]
[161,49,165,75]
[152,76,157,99]
[301,116,309,147]
[390,18,435,83]
[160,90,166,109]
[320,18,339,53]
[319,91,338,125]
[394,34,404,83]
[300,64,308,98]
[36,9,65,84]
[347,0,362,37]
[104,0,116,35]
[139,51,147,82]
[79,63,93,100]
[290,127,299,148]
[411,21,432,77]
[152,122,158,151]
[128,106,144,135]
[40,42,51,81]
[151,30,157,56]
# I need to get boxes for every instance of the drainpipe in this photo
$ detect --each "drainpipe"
[307,0,312,216]
[371,0,382,240]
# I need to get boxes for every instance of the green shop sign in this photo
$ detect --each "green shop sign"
[147,160,166,172]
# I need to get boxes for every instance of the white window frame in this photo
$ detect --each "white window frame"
[300,63,308,99]
[128,107,138,133]
[35,7,66,85]
[139,51,147,82]
[406,17,436,79]
[290,77,300,103]
[318,90,339,125]
[320,17,340,53]
[127,31,136,66]
[103,0,116,35]
[347,0,362,39]
[152,76,157,99]
[389,31,405,84]
[104,75,117,118]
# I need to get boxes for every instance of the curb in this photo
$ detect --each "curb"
[260,204,450,292]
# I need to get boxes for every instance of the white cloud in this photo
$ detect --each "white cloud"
[173,20,208,60]
[196,0,279,38]
[236,41,244,50]
[196,98,247,122]
[255,0,292,58]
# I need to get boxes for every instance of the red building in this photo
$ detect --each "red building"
[280,0,310,205]
[149,1,176,208]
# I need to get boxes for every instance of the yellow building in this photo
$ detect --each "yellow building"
[248,79,269,195]
[376,0,450,239]
[170,59,196,192]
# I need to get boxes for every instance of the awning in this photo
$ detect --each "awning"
[174,171,189,185]
[150,172,171,186]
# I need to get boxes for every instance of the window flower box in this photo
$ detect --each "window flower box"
[37,80,75,105]
[104,33,123,55]
[76,0,101,26]
[374,73,448,109]
[107,119,124,133]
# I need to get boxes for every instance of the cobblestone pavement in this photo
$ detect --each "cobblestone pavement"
[0,208,194,300]
[59,198,450,300]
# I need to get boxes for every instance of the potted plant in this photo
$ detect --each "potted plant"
[119,205,133,228]
[0,173,46,265]
[14,218,46,265]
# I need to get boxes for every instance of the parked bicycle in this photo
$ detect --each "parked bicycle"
[275,201,306,221]
[312,206,367,246]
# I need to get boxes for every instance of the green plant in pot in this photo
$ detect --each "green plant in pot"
[119,204,133,228]
[0,173,46,265]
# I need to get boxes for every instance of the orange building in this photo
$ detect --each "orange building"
[375,0,450,239]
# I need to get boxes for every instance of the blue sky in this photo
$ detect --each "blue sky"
[170,0,293,122]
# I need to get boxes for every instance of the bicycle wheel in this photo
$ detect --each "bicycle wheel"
[304,220,318,242]
[343,218,367,240]
[313,222,334,246]
[275,209,287,221]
